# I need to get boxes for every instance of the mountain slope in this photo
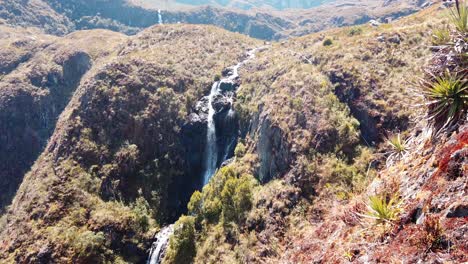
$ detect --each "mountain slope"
[0,24,259,263]
[0,2,466,264]
[0,0,427,40]
[163,4,467,263]
[0,26,127,213]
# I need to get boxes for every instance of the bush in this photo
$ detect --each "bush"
[420,70,467,132]
[234,142,246,158]
[386,133,409,164]
[323,38,333,46]
[420,215,445,251]
[348,27,363,36]
[163,216,196,264]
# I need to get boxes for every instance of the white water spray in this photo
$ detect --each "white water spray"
[158,9,163,25]
[203,82,220,185]
[147,225,173,264]
[201,47,262,185]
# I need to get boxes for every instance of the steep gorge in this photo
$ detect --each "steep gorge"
[0,2,466,264]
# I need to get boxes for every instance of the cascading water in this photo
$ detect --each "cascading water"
[201,48,260,184]
[203,82,220,185]
[147,225,173,264]
[147,47,265,264]
[158,9,163,25]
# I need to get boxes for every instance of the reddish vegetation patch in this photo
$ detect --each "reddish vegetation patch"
[437,130,468,173]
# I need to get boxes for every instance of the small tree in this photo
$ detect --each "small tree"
[163,216,196,264]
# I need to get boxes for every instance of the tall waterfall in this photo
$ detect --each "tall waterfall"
[147,47,265,264]
[201,47,259,184]
[203,82,220,185]
[158,9,163,25]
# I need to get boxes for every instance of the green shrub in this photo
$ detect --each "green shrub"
[348,27,363,36]
[323,38,333,46]
[366,195,401,224]
[214,74,221,82]
[234,142,246,158]
[420,70,467,132]
[163,216,196,264]
[188,190,203,216]
[450,0,467,33]
[132,195,151,232]
[221,174,253,224]
[202,198,223,223]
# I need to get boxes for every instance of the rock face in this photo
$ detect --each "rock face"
[252,110,291,183]
[0,46,92,211]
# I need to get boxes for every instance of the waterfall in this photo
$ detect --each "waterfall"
[203,82,220,185]
[147,225,174,264]
[201,47,260,184]
[147,47,267,264]
[158,9,163,25]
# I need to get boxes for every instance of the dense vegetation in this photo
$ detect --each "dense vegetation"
[0,2,466,264]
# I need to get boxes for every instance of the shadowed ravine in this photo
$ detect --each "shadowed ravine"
[147,47,265,264]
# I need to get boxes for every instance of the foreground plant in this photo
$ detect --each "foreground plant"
[450,0,468,33]
[431,27,451,46]
[366,195,401,224]
[386,133,409,163]
[420,70,467,132]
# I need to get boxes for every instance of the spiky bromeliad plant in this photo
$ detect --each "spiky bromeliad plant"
[420,70,467,133]
[385,133,409,164]
[366,195,401,224]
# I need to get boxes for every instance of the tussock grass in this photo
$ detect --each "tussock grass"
[450,0,468,33]
[431,27,451,46]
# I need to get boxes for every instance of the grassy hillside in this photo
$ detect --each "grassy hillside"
[0,24,260,263]
[0,0,426,40]
[0,26,127,213]
[166,4,467,263]
[0,2,465,264]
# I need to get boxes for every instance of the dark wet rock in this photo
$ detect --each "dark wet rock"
[446,203,468,218]
[212,93,233,113]
[37,245,52,264]
[221,157,235,168]
[222,67,234,77]
[219,79,239,92]
[377,35,386,42]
